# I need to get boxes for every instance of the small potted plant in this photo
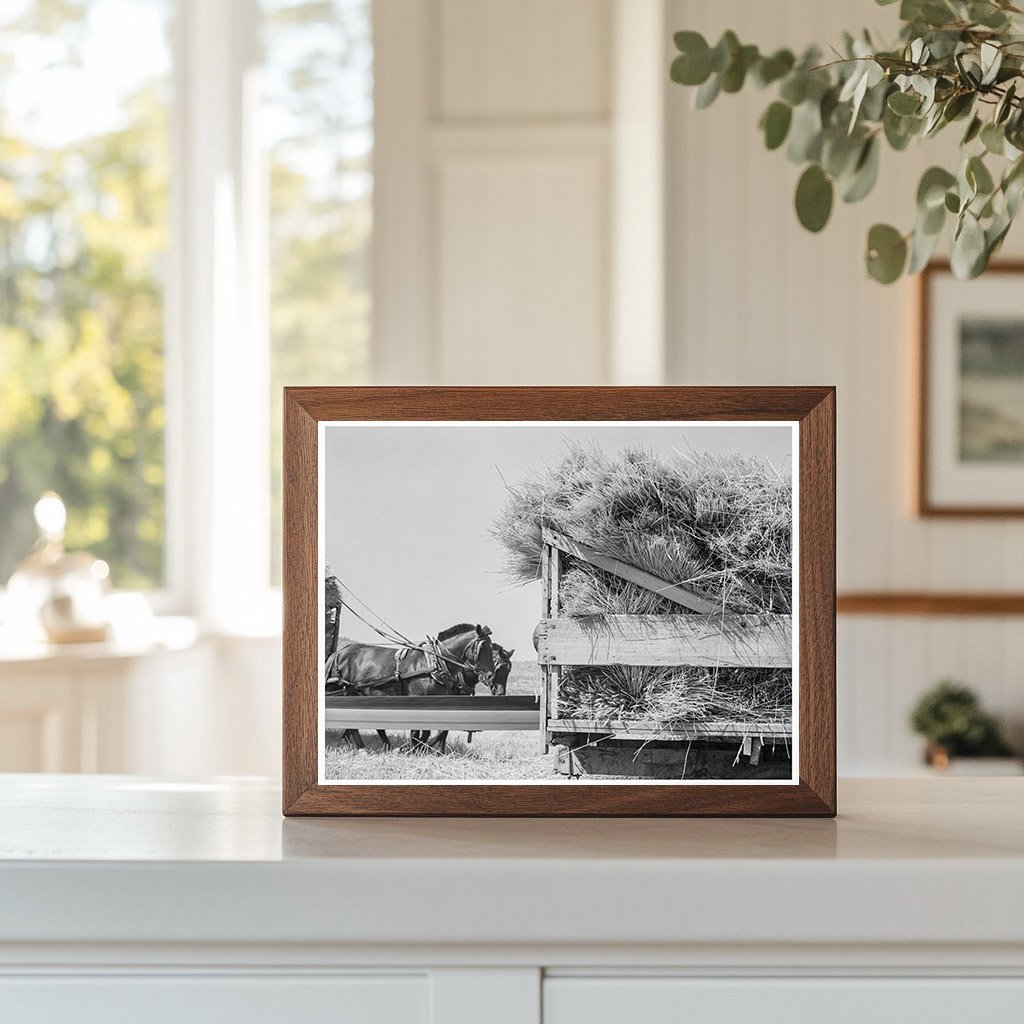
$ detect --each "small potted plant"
[910,680,1020,774]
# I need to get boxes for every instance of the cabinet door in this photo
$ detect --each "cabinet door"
[0,974,428,1024]
[544,976,1024,1024]
[0,673,81,771]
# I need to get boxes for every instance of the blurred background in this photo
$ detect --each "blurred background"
[0,0,1021,778]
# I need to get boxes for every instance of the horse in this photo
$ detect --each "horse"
[427,642,516,755]
[325,623,496,752]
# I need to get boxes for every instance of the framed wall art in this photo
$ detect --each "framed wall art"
[282,387,836,816]
[917,261,1024,517]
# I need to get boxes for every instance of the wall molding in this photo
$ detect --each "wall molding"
[838,593,1024,616]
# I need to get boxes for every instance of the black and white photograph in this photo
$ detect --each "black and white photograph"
[318,421,798,785]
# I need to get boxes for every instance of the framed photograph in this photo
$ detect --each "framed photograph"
[282,387,835,816]
[917,261,1024,516]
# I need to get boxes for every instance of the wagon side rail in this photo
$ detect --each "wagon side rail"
[537,532,793,751]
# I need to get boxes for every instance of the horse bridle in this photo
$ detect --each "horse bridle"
[430,634,493,695]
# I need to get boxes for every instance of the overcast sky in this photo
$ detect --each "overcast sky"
[323,422,794,656]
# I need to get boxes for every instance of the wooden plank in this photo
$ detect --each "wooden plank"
[325,708,541,731]
[549,718,792,740]
[548,543,561,722]
[539,542,552,752]
[542,527,724,615]
[325,696,539,710]
[535,614,792,668]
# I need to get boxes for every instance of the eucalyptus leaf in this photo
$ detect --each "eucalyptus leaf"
[980,41,1002,86]
[908,221,942,273]
[671,50,712,87]
[920,200,946,235]
[913,75,937,111]
[884,106,921,150]
[981,121,1006,155]
[927,30,962,60]
[942,91,974,122]
[760,101,793,150]
[795,164,834,232]
[721,44,758,92]
[694,73,721,109]
[967,154,995,195]
[820,85,841,126]
[904,0,959,28]
[787,100,823,162]
[917,166,957,210]
[951,212,986,277]
[842,137,880,202]
[888,90,921,115]
[710,31,740,73]
[922,106,943,137]
[1004,158,1024,216]
[1006,173,1024,218]
[779,73,807,106]
[996,82,1017,124]
[970,2,1009,29]
[860,79,892,122]
[866,223,908,283]
[754,49,795,87]
[962,115,983,144]
[822,128,864,177]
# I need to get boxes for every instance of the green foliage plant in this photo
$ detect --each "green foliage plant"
[671,0,1024,283]
[909,679,1015,756]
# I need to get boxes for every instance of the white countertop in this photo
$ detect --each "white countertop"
[1,775,1022,954]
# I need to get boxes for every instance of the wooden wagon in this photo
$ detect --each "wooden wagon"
[535,528,793,778]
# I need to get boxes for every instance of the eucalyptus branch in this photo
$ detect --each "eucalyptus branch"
[670,0,1024,283]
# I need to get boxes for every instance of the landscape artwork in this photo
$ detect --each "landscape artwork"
[958,317,1024,463]
[318,420,798,786]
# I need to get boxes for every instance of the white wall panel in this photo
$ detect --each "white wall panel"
[437,151,608,383]
[438,0,610,120]
[375,0,620,385]
[666,0,1024,774]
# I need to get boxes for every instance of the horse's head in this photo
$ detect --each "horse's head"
[469,624,496,692]
[488,643,514,696]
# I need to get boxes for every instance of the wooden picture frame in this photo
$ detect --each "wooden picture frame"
[916,260,1024,517]
[283,387,836,817]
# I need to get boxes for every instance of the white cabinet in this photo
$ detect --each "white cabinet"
[0,636,211,773]
[0,627,281,776]
[544,977,1024,1024]
[1,777,1022,1024]
[0,975,428,1024]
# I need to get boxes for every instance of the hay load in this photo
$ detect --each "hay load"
[492,443,793,726]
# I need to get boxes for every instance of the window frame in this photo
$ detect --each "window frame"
[166,0,279,632]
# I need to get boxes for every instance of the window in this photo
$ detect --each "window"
[0,0,374,615]
[0,0,172,589]
[262,0,373,581]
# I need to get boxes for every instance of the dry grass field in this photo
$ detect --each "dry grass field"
[323,661,560,782]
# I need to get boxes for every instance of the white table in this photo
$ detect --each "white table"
[1,775,1022,1023]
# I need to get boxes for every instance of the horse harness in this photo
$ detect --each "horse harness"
[327,636,486,696]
